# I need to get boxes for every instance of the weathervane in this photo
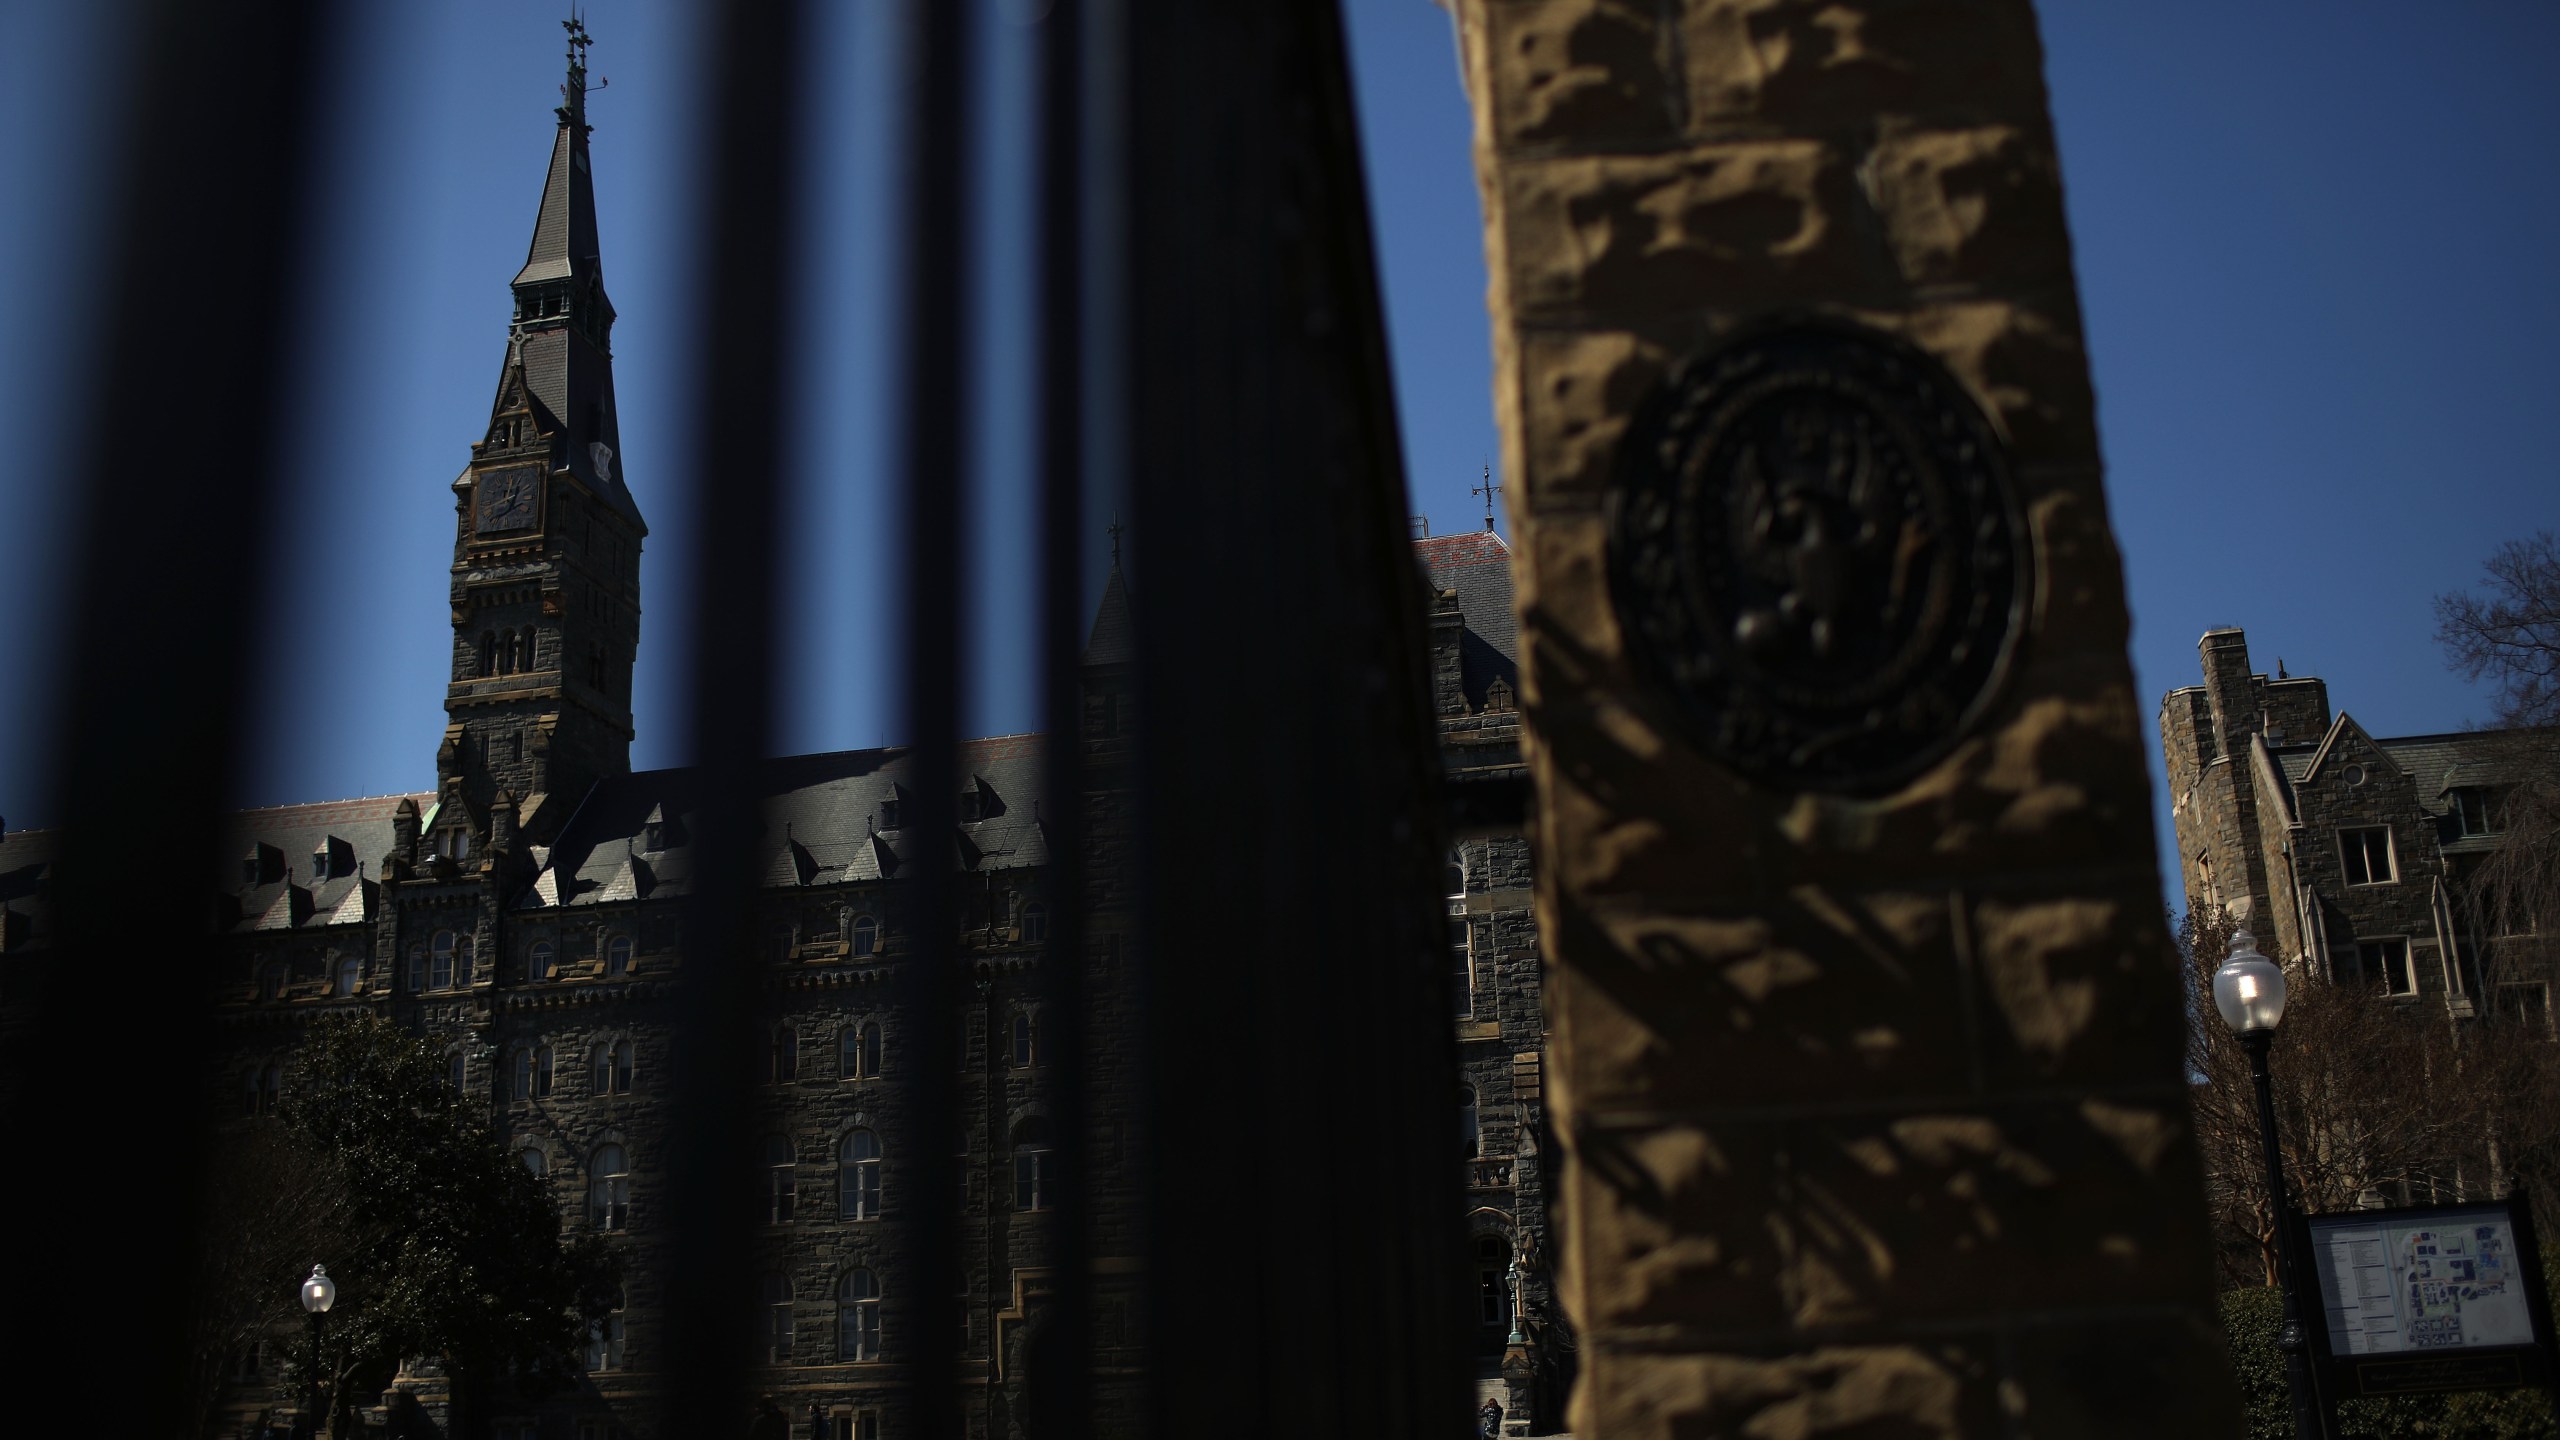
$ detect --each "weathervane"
[559,10,608,129]
[1471,462,1502,533]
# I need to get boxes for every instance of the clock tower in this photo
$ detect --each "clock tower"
[437,19,644,852]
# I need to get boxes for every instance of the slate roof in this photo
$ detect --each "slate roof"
[2274,726,2518,801]
[1083,567,1133,667]
[217,794,428,934]
[1415,529,1519,707]
[524,734,1049,910]
[0,823,56,952]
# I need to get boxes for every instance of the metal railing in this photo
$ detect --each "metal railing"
[4,2,1470,1437]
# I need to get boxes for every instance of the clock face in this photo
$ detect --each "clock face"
[475,465,542,534]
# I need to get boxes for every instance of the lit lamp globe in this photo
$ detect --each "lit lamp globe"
[2211,930,2288,1036]
[302,1264,336,1314]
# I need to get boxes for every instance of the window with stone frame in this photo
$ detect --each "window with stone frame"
[1011,1117,1054,1210]
[1459,1082,1480,1158]
[2352,938,2417,997]
[1010,1009,1038,1068]
[851,914,880,958]
[588,1145,630,1231]
[766,1134,797,1223]
[529,940,556,982]
[1021,902,1048,945]
[840,1130,883,1220]
[2501,982,2553,1034]
[2339,827,2396,886]
[593,1038,635,1095]
[766,921,795,965]
[520,1146,548,1181]
[838,1270,883,1362]
[842,1020,882,1080]
[1475,1233,1511,1325]
[334,957,362,997]
[770,1024,800,1084]
[762,1272,795,1362]
[585,1286,626,1369]
[259,962,287,1002]
[1447,852,1476,1018]
[2455,786,2510,837]
[429,929,459,990]
[605,934,634,978]
[405,942,426,993]
[244,1060,283,1117]
[445,1047,468,1094]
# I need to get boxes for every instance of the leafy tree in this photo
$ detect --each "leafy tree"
[201,1013,617,1436]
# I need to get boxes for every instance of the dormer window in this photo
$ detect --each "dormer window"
[878,791,902,832]
[2454,787,2509,837]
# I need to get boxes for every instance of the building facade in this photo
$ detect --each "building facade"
[2161,626,2549,1023]
[0,44,1560,1440]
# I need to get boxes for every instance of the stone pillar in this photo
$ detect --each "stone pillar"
[1450,3,2240,1436]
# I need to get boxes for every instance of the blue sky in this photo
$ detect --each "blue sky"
[2,1,2555,899]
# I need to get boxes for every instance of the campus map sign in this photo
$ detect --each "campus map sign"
[2303,1199,2558,1397]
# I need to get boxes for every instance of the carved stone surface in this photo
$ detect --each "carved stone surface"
[1610,320,2028,792]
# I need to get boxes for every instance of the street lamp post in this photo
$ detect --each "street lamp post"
[300,1263,336,1440]
[2212,931,2333,1440]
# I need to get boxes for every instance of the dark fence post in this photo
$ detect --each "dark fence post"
[888,0,976,1434]
[7,1,332,1431]
[1113,5,1474,1436]
[659,0,809,1434]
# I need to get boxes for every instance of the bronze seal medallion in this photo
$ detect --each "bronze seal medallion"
[1608,319,2031,793]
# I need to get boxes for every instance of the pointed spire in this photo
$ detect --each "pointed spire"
[498,13,641,528]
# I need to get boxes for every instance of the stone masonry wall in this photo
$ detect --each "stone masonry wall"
[1453,2,2239,1435]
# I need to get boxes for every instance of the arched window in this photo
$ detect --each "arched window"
[771,1025,800,1084]
[1021,902,1049,945]
[2197,851,2220,910]
[1011,1117,1054,1211]
[763,1272,795,1363]
[429,930,457,990]
[840,1130,882,1220]
[593,1039,634,1095]
[511,1046,535,1100]
[585,1286,626,1370]
[529,940,556,982]
[1010,1010,1038,1068]
[520,1146,548,1180]
[478,631,497,678]
[259,963,286,1002]
[518,629,537,673]
[838,1270,882,1361]
[767,1134,798,1224]
[244,1061,283,1117]
[842,1021,881,1080]
[498,629,517,676]
[850,915,880,958]
[446,1048,467,1095]
[533,1043,555,1098]
[588,1145,630,1230]
[334,957,362,997]
[605,935,633,978]
[405,942,426,993]
[1475,1234,1512,1325]
[1459,1083,1480,1158]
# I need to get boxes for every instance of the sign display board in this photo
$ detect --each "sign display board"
[2301,1198,2559,1399]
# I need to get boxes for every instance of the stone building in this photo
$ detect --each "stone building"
[2161,626,2549,1022]
[0,42,1558,1440]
